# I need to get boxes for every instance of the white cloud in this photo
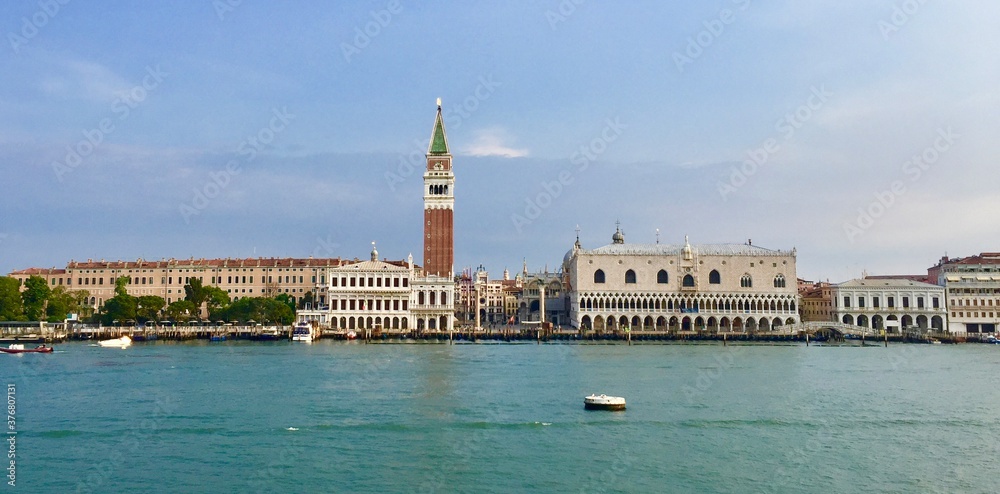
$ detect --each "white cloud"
[41,59,132,102]
[461,127,528,158]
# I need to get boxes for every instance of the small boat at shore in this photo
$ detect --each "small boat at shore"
[1,344,53,354]
[98,336,132,348]
[584,394,626,411]
[292,323,313,342]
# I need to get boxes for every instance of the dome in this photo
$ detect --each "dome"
[562,248,575,271]
[612,226,625,244]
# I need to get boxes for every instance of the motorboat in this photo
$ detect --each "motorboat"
[98,336,132,348]
[584,394,626,411]
[0,344,53,354]
[258,326,281,341]
[292,323,313,342]
[345,330,357,340]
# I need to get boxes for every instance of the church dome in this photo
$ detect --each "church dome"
[612,226,625,244]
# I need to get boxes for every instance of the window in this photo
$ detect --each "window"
[594,269,606,284]
[625,270,636,284]
[773,274,786,288]
[657,270,669,284]
[683,274,695,287]
[709,270,720,284]
[917,297,925,309]
[933,297,940,309]
[740,274,752,288]
[888,296,895,308]
[902,296,909,308]
[844,296,851,308]
[873,296,880,308]
[858,297,865,308]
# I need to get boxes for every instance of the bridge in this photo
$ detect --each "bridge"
[784,321,876,338]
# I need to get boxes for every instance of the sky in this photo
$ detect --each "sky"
[1,1,998,283]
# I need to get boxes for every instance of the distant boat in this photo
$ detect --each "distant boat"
[584,394,626,411]
[209,334,226,342]
[345,331,357,340]
[292,323,313,342]
[1,344,53,354]
[98,336,132,348]
[258,327,281,341]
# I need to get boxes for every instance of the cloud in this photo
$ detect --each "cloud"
[461,128,528,158]
[40,59,132,102]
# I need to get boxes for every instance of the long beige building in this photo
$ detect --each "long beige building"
[8,257,348,310]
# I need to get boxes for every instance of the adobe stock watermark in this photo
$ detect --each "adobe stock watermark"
[310,233,341,258]
[672,0,751,73]
[842,127,958,243]
[510,117,626,234]
[179,107,295,223]
[544,0,587,30]
[716,85,832,201]
[51,65,168,182]
[384,75,502,191]
[7,0,72,54]
[878,0,929,40]
[212,0,244,21]
[341,0,403,63]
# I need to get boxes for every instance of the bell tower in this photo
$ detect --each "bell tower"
[423,99,454,278]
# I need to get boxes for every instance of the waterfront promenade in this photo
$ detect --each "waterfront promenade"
[0,322,980,344]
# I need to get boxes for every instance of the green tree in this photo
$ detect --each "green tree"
[275,293,295,313]
[45,285,83,322]
[205,286,230,317]
[98,276,137,325]
[184,278,208,307]
[166,300,197,323]
[21,275,51,321]
[115,275,130,297]
[298,291,314,310]
[72,290,93,319]
[137,296,166,323]
[0,277,25,321]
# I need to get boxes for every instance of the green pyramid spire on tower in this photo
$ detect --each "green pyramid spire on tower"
[428,98,450,155]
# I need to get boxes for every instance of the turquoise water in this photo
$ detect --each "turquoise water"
[6,341,1000,493]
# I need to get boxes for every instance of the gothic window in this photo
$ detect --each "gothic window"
[657,270,668,284]
[740,274,752,288]
[709,270,721,284]
[683,274,695,287]
[773,274,786,288]
[625,270,636,284]
[594,269,605,284]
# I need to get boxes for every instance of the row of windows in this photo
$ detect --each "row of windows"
[332,276,408,288]
[953,312,997,318]
[843,295,939,309]
[593,270,785,288]
[332,299,410,311]
[579,296,797,313]
[952,299,1000,306]
[46,275,320,287]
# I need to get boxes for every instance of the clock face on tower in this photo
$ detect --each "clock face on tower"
[434,163,443,170]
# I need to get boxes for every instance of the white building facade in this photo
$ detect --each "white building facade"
[566,227,799,332]
[831,278,946,332]
[297,245,455,332]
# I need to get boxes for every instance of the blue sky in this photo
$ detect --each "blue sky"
[1,1,998,282]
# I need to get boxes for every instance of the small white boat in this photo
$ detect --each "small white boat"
[292,323,313,342]
[98,336,132,348]
[584,394,626,411]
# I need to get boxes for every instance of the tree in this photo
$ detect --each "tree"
[299,291,314,310]
[21,275,51,321]
[275,293,295,313]
[45,286,84,322]
[98,276,137,325]
[72,290,93,319]
[166,300,197,323]
[98,295,137,326]
[184,278,208,307]
[0,277,25,321]
[136,296,166,323]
